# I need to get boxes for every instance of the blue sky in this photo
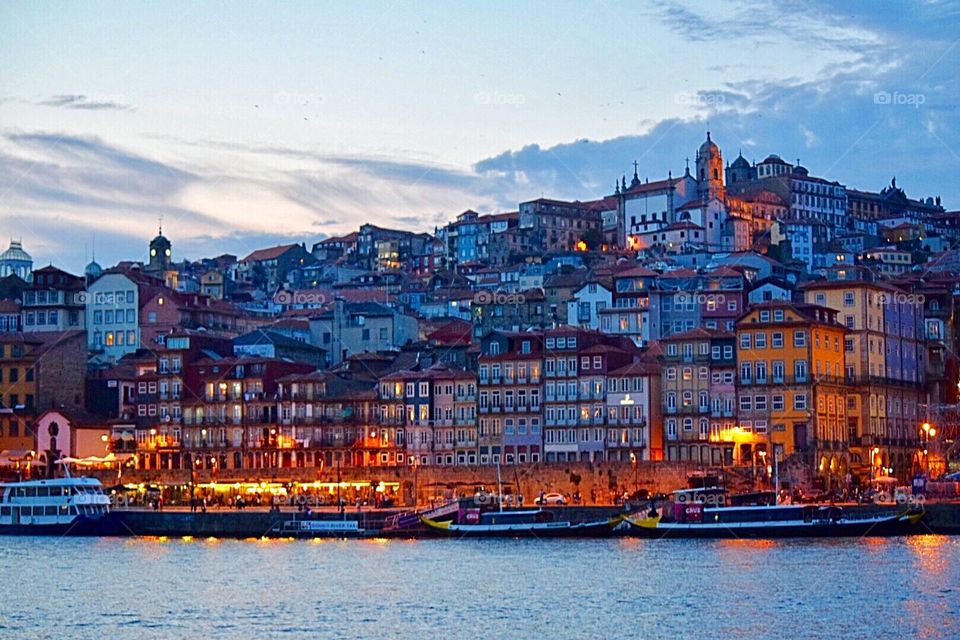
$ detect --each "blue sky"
[1,0,959,271]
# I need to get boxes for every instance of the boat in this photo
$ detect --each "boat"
[0,476,117,536]
[420,508,622,538]
[623,502,925,539]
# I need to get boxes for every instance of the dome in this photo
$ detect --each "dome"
[699,131,719,157]
[793,164,809,176]
[731,154,750,169]
[0,240,31,263]
[761,154,788,165]
[150,233,171,249]
[84,260,102,277]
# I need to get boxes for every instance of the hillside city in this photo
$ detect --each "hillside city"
[1,132,957,497]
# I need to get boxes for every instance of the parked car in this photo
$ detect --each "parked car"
[534,492,567,505]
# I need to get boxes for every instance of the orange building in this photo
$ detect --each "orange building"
[735,301,850,489]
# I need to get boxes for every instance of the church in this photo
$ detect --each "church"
[614,133,777,255]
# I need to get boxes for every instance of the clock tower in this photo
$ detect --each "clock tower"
[147,225,172,272]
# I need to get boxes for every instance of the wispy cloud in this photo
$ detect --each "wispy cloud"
[36,94,134,112]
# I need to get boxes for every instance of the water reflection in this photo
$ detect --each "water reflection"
[0,537,957,640]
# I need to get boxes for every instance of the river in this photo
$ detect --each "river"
[1,535,958,639]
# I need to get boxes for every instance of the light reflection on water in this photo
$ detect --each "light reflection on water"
[1,535,958,640]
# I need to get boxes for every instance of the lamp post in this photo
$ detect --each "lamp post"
[869,446,880,490]
[629,451,638,495]
[411,456,419,509]
[920,422,936,475]
[758,450,767,491]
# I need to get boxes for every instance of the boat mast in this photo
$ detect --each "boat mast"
[496,461,503,512]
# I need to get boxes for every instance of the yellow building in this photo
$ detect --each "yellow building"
[801,280,927,481]
[735,301,850,488]
[0,335,39,470]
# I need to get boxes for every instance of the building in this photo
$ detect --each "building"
[85,271,143,360]
[735,302,849,489]
[34,409,113,472]
[0,299,20,332]
[21,266,86,332]
[142,228,178,289]
[0,330,87,414]
[604,360,662,461]
[233,329,325,367]
[310,301,419,366]
[478,331,544,465]
[661,328,728,463]
[517,198,602,255]
[802,280,926,481]
[861,247,913,276]
[380,364,476,467]
[0,240,32,282]
[847,177,943,222]
[237,243,313,292]
[541,328,637,463]
[567,280,612,330]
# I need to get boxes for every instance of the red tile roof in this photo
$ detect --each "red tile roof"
[241,244,300,263]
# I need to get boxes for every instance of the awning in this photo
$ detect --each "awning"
[57,453,136,467]
[0,449,35,466]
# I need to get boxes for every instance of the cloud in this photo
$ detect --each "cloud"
[2,0,959,275]
[36,94,134,112]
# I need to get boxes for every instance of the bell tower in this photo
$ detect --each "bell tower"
[695,131,725,201]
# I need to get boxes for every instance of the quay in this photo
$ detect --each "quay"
[104,503,960,538]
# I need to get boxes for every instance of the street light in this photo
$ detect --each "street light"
[869,446,880,488]
[629,451,638,495]
[758,450,768,490]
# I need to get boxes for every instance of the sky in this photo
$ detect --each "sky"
[1,0,959,272]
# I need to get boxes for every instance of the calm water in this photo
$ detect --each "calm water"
[1,536,958,640]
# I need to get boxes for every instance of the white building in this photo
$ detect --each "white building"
[85,272,140,360]
[567,281,612,330]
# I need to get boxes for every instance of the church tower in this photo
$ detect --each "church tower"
[695,131,725,202]
[146,225,172,273]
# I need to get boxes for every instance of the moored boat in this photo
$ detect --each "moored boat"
[421,508,622,538]
[624,503,924,539]
[0,476,119,536]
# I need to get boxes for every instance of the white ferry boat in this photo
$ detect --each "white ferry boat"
[0,477,116,535]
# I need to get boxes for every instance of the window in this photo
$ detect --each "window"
[772,332,783,348]
[772,395,784,411]
[794,393,807,410]
[754,333,766,349]
[794,360,807,382]
[793,330,806,347]
[739,334,751,350]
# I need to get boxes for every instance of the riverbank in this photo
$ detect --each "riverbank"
[100,502,960,538]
